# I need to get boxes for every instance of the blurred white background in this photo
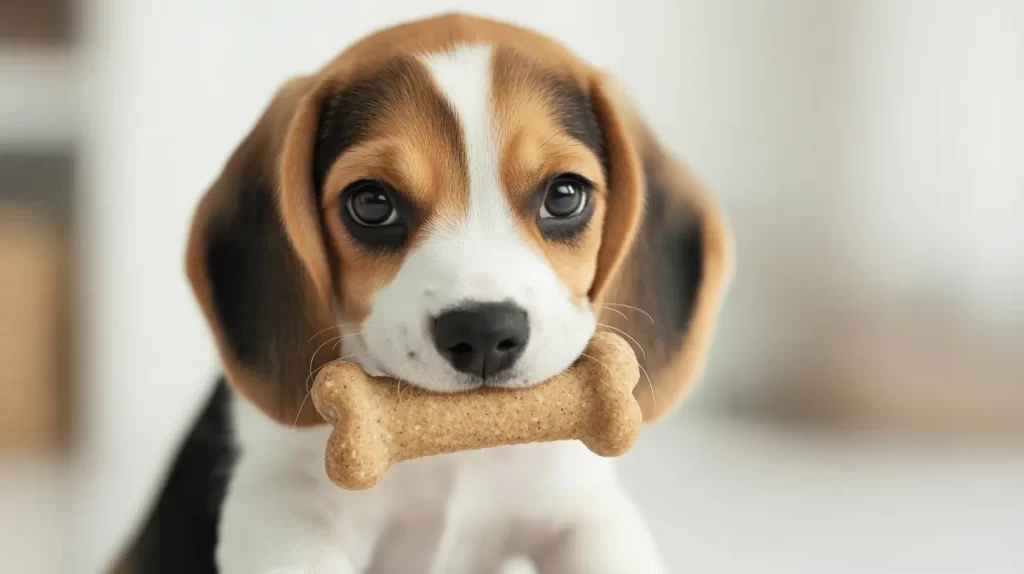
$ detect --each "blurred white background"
[1,1,1022,573]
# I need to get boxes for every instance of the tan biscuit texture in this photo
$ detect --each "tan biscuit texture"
[311,332,642,490]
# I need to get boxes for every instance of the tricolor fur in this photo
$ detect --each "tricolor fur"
[117,12,732,574]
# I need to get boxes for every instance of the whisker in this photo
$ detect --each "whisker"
[579,352,615,378]
[397,378,420,402]
[309,334,346,380]
[396,376,413,402]
[306,324,351,344]
[333,331,372,353]
[293,351,355,428]
[293,388,313,428]
[294,353,355,429]
[636,359,657,411]
[305,351,358,393]
[332,330,368,353]
[309,332,367,386]
[305,329,346,374]
[600,303,655,325]
[582,351,657,411]
[409,383,429,400]
[593,305,628,321]
[306,323,385,345]
[596,323,647,360]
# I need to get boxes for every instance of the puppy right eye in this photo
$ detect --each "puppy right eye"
[345,180,398,227]
[536,173,596,242]
[341,180,408,249]
[540,176,589,219]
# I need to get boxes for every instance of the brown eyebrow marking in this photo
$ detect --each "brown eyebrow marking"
[539,74,606,173]
[491,47,607,172]
[313,57,465,199]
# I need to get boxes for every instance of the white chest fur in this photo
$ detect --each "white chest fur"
[219,396,629,574]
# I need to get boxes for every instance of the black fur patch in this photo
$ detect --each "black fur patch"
[206,178,279,366]
[133,378,235,573]
[543,74,608,173]
[205,169,316,412]
[642,157,704,348]
[313,58,463,198]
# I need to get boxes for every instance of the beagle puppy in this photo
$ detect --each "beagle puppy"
[123,12,731,574]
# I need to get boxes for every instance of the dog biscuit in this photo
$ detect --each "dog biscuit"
[311,332,642,490]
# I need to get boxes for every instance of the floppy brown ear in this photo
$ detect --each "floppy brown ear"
[185,77,336,427]
[589,75,734,422]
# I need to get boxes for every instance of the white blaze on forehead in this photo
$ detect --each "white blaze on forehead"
[419,44,540,303]
[422,44,508,230]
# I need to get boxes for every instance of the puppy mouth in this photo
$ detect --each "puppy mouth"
[352,333,474,391]
[478,370,521,388]
[351,333,396,378]
[360,336,534,392]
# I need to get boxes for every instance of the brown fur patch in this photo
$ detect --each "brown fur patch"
[490,47,607,301]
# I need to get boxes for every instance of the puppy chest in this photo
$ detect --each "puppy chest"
[360,445,585,573]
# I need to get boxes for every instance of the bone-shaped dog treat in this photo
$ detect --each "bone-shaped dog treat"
[310,331,642,490]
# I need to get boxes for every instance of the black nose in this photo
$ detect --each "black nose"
[432,303,530,379]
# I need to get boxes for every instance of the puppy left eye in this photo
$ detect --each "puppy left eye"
[539,176,590,219]
[347,182,398,227]
[340,179,409,249]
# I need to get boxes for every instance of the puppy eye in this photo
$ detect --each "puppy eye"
[540,176,589,219]
[345,180,399,227]
[536,174,595,242]
[340,180,409,250]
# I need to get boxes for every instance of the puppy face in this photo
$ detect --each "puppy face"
[316,45,607,391]
[187,13,732,426]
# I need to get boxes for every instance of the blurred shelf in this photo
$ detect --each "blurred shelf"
[0,47,79,150]
[0,0,73,46]
[0,152,75,213]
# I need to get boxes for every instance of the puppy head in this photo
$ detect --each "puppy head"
[315,44,615,393]
[186,13,731,426]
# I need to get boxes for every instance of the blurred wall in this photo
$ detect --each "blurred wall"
[71,1,1024,571]
[693,0,1024,415]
